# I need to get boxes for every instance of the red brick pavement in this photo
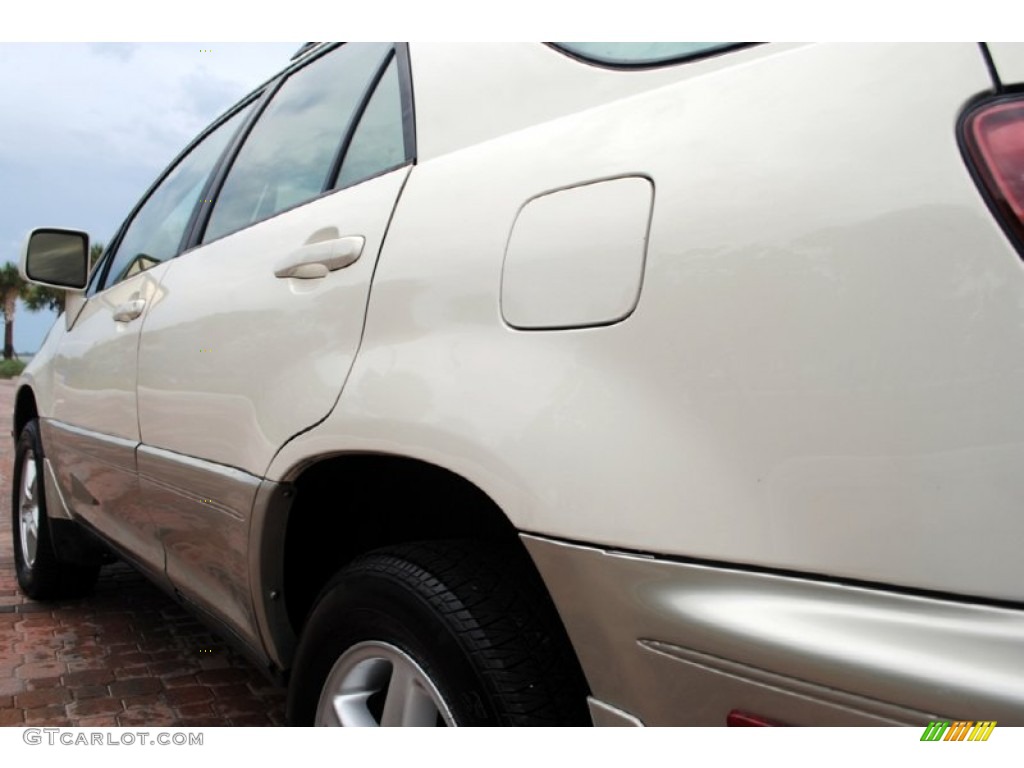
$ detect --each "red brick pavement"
[0,379,286,726]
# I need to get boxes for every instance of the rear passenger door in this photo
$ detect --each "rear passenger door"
[134,43,414,644]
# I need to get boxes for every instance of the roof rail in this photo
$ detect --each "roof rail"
[291,43,322,61]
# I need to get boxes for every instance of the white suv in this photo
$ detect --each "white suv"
[13,42,1024,726]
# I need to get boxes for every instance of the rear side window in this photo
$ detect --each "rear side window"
[553,42,742,67]
[99,103,253,290]
[336,57,406,189]
[203,42,391,243]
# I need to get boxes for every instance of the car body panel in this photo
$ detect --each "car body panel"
[524,535,1023,725]
[15,41,1024,725]
[137,444,263,648]
[501,175,653,329]
[408,42,804,163]
[18,305,64,423]
[247,479,296,670]
[268,43,1022,604]
[40,419,166,582]
[135,166,410,477]
[50,264,167,440]
[30,263,171,573]
[988,42,1024,85]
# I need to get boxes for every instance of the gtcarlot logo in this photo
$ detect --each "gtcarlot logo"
[23,728,203,747]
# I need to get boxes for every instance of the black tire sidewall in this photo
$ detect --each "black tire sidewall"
[289,564,503,726]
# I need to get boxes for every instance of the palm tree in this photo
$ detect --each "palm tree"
[0,263,26,360]
[23,242,104,315]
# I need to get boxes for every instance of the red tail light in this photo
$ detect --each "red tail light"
[963,98,1024,248]
[727,710,782,726]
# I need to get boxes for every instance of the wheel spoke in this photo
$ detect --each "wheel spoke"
[320,698,342,726]
[401,684,440,727]
[21,470,36,521]
[332,691,379,727]
[23,461,35,500]
[380,662,439,727]
[314,641,453,727]
[18,457,40,566]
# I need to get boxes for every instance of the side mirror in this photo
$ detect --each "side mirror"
[21,228,90,290]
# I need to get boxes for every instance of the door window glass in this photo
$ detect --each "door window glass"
[336,58,406,189]
[101,104,252,290]
[203,43,391,243]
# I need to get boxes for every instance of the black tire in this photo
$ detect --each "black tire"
[12,419,99,600]
[287,539,591,726]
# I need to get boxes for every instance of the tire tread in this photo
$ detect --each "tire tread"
[288,538,590,726]
[346,540,589,725]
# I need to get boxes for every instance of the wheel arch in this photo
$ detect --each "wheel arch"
[286,538,592,725]
[13,385,38,441]
[276,452,554,642]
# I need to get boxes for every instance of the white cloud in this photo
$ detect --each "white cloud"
[0,44,294,172]
[90,42,139,61]
[0,42,297,351]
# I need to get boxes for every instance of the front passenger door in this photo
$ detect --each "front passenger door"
[44,101,255,579]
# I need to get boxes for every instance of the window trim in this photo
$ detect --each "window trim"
[186,43,347,249]
[395,42,417,167]
[91,42,362,295]
[176,95,271,258]
[546,42,757,71]
[189,42,416,249]
[331,43,417,192]
[327,45,416,193]
[325,48,397,192]
[91,90,266,295]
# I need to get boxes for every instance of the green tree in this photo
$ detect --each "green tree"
[0,263,27,360]
[23,242,104,315]
[21,282,63,314]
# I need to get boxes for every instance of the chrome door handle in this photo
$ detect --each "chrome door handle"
[112,298,146,322]
[273,235,365,279]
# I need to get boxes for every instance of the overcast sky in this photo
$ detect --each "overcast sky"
[0,43,299,352]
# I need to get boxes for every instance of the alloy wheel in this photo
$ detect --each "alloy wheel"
[18,452,39,568]
[314,640,455,726]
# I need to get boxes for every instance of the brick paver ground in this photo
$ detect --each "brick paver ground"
[0,378,286,726]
